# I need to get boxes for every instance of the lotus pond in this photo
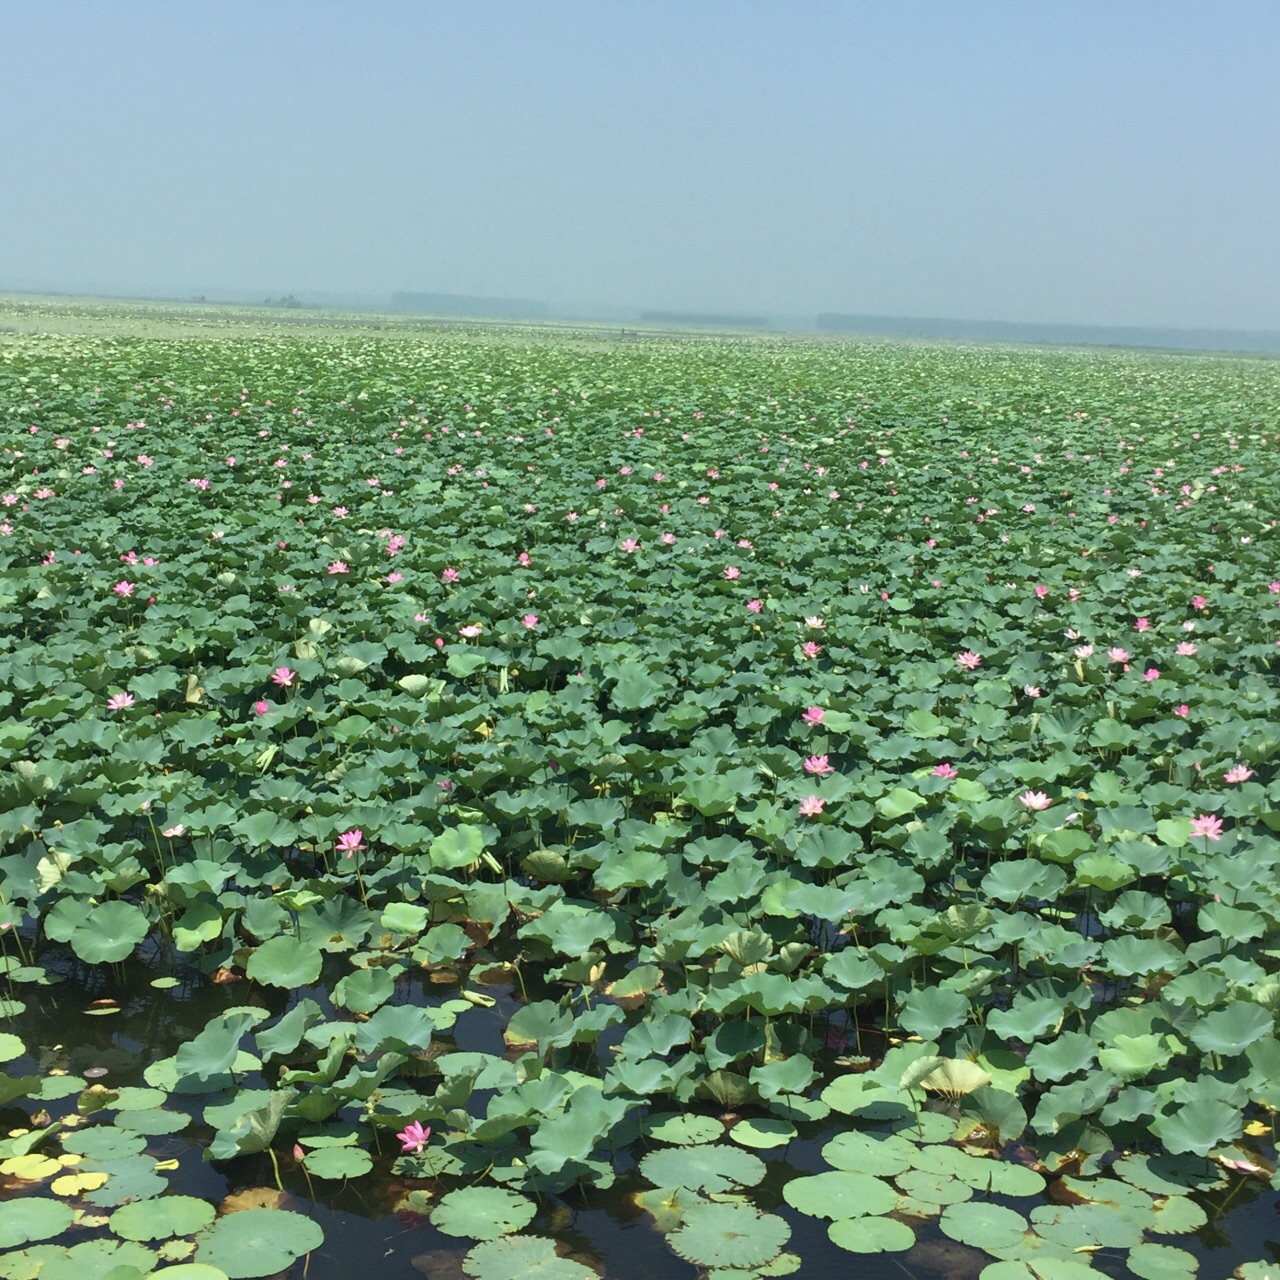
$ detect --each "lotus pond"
[1,308,1280,1280]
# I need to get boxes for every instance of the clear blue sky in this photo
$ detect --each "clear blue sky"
[3,2,1278,327]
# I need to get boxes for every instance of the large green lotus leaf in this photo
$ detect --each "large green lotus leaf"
[1125,1244,1197,1280]
[302,1146,372,1179]
[1097,1034,1174,1082]
[1187,1004,1273,1055]
[639,1143,765,1194]
[111,1195,216,1241]
[63,1128,147,1159]
[332,965,395,1013]
[175,1012,260,1083]
[205,1088,295,1161]
[982,1261,1097,1280]
[821,1131,916,1177]
[820,1076,913,1122]
[939,1202,1030,1249]
[0,1033,24,1063]
[729,1118,796,1149]
[1151,1101,1243,1157]
[1031,1204,1146,1249]
[83,1155,167,1207]
[244,936,322,988]
[668,1202,790,1270]
[19,1239,157,1280]
[916,1058,992,1097]
[1026,1032,1098,1082]
[460,1236,598,1280]
[827,1216,915,1254]
[58,900,150,964]
[432,1187,536,1241]
[783,1171,898,1219]
[114,1108,190,1136]
[643,1114,724,1146]
[194,1209,323,1279]
[1112,1153,1223,1196]
[896,1170,974,1205]
[430,824,487,869]
[1149,1196,1208,1235]
[0,1198,75,1249]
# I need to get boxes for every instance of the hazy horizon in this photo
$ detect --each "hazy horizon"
[4,3,1278,332]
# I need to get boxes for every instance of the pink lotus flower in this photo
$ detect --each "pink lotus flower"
[270,666,296,687]
[336,829,364,857]
[955,650,982,670]
[254,700,270,716]
[933,763,958,779]
[799,795,825,817]
[747,599,763,613]
[723,566,740,580]
[1174,703,1190,718]
[521,613,539,629]
[1034,584,1049,600]
[1143,668,1160,681]
[1224,764,1254,784]
[1135,617,1151,632]
[333,506,349,518]
[396,1120,431,1154]
[803,754,834,776]
[801,641,822,659]
[161,824,185,838]
[1023,685,1042,699]
[328,560,349,575]
[106,692,135,712]
[619,538,640,552]
[802,706,825,726]
[1107,647,1130,663]
[459,624,482,638]
[1019,790,1052,810]
[1189,813,1224,841]
[386,572,403,584]
[1176,642,1197,656]
[441,567,460,582]
[1191,595,1208,610]
[1073,645,1094,660]
[113,580,136,597]
[804,616,825,629]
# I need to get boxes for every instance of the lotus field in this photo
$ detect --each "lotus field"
[2,319,1280,1280]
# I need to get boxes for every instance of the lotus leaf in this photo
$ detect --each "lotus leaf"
[194,1209,323,1279]
[461,1236,599,1280]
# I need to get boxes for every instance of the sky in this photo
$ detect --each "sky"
[3,2,1279,329]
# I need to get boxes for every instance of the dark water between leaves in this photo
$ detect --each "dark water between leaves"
[4,945,1276,1280]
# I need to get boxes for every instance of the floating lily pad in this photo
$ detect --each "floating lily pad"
[828,1216,915,1253]
[729,1118,796,1149]
[643,1114,723,1146]
[114,1108,190,1135]
[940,1202,1030,1250]
[111,1196,216,1241]
[302,1147,373,1179]
[783,1171,899,1219]
[432,1187,537,1241]
[1127,1244,1198,1280]
[194,1208,324,1279]
[896,1169,974,1205]
[821,1131,915,1177]
[461,1235,598,1280]
[639,1144,766,1195]
[668,1202,791,1270]
[0,1197,75,1249]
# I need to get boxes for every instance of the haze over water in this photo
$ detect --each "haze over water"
[3,2,1278,331]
